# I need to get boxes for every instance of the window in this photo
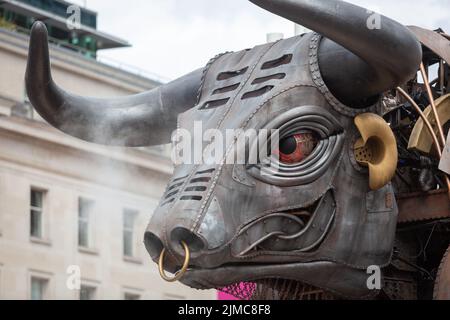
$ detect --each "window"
[80,285,96,300]
[78,198,95,248]
[30,277,48,300]
[30,189,46,238]
[123,209,138,257]
[124,292,141,300]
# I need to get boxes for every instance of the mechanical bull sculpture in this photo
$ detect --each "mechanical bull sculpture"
[26,0,432,299]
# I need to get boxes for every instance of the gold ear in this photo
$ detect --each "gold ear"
[353,113,398,190]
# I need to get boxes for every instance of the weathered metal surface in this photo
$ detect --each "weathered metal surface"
[434,245,450,300]
[409,26,450,66]
[397,190,450,223]
[146,32,400,299]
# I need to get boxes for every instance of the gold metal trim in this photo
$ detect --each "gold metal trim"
[354,113,398,190]
[158,241,190,283]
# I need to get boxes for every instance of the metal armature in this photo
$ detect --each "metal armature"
[419,63,447,148]
[394,54,450,199]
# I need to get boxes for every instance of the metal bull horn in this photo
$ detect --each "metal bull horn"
[250,0,422,107]
[25,21,203,147]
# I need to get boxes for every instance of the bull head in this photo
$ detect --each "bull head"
[26,0,421,298]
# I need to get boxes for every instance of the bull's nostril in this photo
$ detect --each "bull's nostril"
[144,232,164,260]
[170,227,205,252]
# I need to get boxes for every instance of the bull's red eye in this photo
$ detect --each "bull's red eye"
[274,131,318,164]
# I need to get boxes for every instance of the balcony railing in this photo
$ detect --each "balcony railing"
[2,24,169,84]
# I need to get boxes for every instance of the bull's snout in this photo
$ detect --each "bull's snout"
[145,226,206,259]
[145,193,226,279]
[145,225,214,282]
[144,166,227,283]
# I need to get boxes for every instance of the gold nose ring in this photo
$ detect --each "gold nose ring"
[158,241,190,282]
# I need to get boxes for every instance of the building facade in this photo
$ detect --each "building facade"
[0,1,215,300]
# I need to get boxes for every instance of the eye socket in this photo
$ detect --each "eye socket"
[274,131,319,164]
[246,106,344,187]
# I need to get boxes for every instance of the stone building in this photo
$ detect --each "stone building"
[0,0,214,300]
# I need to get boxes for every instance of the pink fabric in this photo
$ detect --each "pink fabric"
[217,283,256,300]
[217,291,239,300]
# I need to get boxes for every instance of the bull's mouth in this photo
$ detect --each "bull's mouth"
[180,261,319,290]
[179,258,374,300]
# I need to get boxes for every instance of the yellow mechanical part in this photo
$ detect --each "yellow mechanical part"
[408,94,450,154]
[158,241,190,282]
[354,113,398,191]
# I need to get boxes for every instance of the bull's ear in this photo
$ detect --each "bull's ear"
[353,113,398,190]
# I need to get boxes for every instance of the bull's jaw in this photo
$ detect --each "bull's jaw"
[180,261,325,290]
[180,260,376,299]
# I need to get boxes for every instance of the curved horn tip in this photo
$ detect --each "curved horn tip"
[26,21,50,67]
[30,21,48,39]
[27,21,50,62]
[26,20,52,85]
